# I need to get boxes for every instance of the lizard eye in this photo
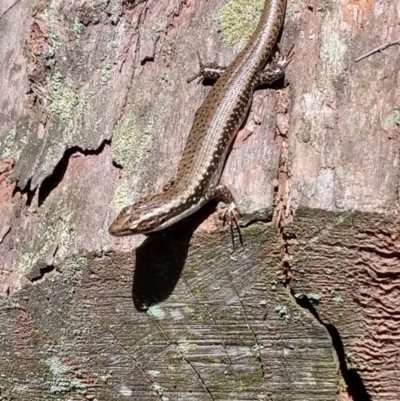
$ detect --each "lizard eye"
[121,206,132,215]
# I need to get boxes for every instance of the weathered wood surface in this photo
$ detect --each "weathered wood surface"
[0,224,338,400]
[0,0,399,399]
[286,210,400,400]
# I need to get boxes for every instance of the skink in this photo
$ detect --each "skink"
[109,0,289,237]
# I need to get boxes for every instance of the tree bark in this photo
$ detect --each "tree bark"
[0,0,399,400]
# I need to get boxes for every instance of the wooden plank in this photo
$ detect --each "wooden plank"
[0,222,337,400]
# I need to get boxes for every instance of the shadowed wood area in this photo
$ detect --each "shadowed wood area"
[1,0,399,399]
[0,223,338,400]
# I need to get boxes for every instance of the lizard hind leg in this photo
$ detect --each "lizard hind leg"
[205,184,243,247]
[253,44,295,87]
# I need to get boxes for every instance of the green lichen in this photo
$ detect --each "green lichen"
[218,0,264,48]
[147,305,166,320]
[382,114,393,130]
[48,71,94,140]
[112,179,132,215]
[119,385,133,397]
[100,63,112,86]
[111,104,168,211]
[49,72,78,123]
[49,23,59,43]
[307,293,322,303]
[0,126,21,159]
[150,383,164,396]
[111,111,152,211]
[394,109,400,126]
[73,15,84,38]
[112,111,151,176]
[62,256,86,291]
[274,304,290,320]
[45,356,87,395]
[74,91,92,132]
[18,205,75,288]
[193,288,205,299]
[294,292,322,304]
[332,295,343,304]
[42,8,60,50]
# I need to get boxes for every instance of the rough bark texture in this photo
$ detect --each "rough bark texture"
[0,0,399,399]
[286,210,400,400]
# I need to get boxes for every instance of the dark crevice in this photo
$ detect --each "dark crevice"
[140,55,154,66]
[281,224,373,400]
[13,178,36,206]
[28,264,60,284]
[280,215,370,398]
[122,0,147,10]
[293,293,372,401]
[38,140,110,206]
[281,231,295,286]
[112,159,123,169]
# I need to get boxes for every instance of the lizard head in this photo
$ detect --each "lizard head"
[108,194,170,236]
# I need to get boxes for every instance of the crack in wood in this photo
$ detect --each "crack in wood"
[38,140,111,206]
[269,87,374,399]
[28,264,60,285]
[279,209,373,400]
[293,292,372,401]
[147,310,215,400]
[100,321,164,401]
[228,275,266,383]
[0,0,22,20]
[12,177,36,205]
[183,276,234,366]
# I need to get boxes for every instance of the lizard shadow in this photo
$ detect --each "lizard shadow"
[132,54,288,312]
[132,200,217,311]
